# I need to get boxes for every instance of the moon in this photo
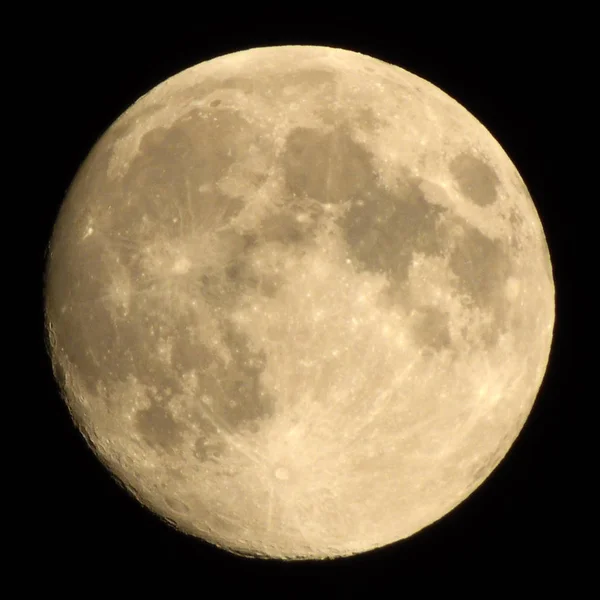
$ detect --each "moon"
[44,45,554,560]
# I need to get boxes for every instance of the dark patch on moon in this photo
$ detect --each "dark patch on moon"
[449,153,500,207]
[258,195,331,249]
[199,229,283,304]
[46,284,138,396]
[170,320,276,460]
[46,100,279,440]
[224,256,282,299]
[354,107,381,131]
[137,124,196,161]
[330,140,512,346]
[449,224,512,345]
[113,108,263,244]
[410,306,452,351]
[132,106,259,190]
[259,211,313,245]
[112,306,275,465]
[135,403,185,452]
[338,165,447,295]
[111,103,165,141]
[220,77,256,94]
[282,125,373,204]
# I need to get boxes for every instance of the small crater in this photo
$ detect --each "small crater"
[165,496,190,514]
[193,434,227,462]
[354,107,380,130]
[470,445,506,482]
[211,514,239,536]
[449,153,500,207]
[50,355,69,392]
[209,99,222,107]
[172,256,191,274]
[224,260,259,287]
[258,273,284,298]
[274,467,290,481]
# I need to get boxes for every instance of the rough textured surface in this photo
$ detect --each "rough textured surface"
[44,46,554,560]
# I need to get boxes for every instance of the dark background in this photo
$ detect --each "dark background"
[33,12,580,594]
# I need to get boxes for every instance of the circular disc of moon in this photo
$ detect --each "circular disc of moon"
[44,46,554,559]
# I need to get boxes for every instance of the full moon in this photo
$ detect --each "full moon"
[44,46,554,559]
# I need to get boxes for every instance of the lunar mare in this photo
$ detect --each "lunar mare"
[44,46,554,559]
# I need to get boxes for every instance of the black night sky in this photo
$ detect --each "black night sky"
[31,12,581,594]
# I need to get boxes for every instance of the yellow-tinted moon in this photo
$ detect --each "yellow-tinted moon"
[44,45,554,559]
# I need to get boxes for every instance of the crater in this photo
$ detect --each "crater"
[165,496,190,514]
[224,256,282,299]
[470,440,508,483]
[274,466,290,481]
[193,433,228,463]
[449,153,500,207]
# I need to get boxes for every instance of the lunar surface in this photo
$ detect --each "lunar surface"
[44,46,554,559]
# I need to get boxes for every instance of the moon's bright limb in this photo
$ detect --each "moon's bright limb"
[44,46,554,560]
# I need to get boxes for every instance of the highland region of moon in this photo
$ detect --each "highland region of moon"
[44,45,554,559]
